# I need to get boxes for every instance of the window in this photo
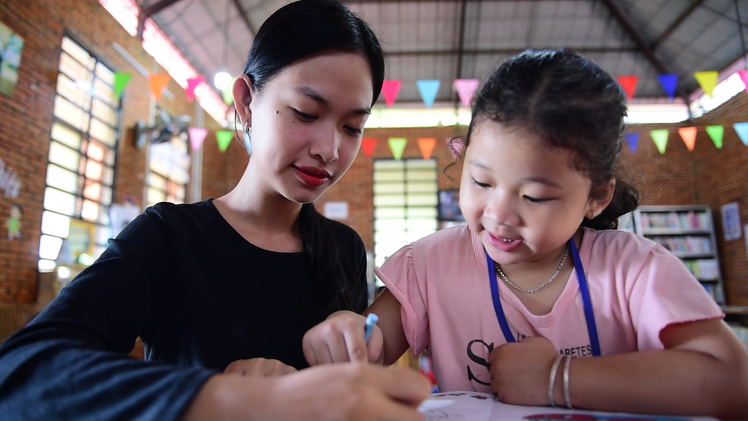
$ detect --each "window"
[373,159,438,285]
[146,134,190,206]
[38,36,120,272]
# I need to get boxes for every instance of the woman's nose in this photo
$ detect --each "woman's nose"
[310,126,340,163]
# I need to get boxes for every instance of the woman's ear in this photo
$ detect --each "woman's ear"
[233,75,254,125]
[586,178,616,219]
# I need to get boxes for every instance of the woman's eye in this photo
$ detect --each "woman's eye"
[293,109,317,122]
[344,125,363,136]
[524,195,550,203]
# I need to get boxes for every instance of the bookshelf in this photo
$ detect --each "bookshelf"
[624,205,725,304]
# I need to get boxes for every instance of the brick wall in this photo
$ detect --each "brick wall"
[0,0,226,304]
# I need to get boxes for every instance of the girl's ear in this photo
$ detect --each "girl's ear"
[233,75,254,126]
[586,179,616,219]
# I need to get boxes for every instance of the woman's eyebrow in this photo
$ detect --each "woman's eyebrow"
[295,86,370,115]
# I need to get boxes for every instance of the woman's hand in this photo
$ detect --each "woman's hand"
[489,336,559,406]
[302,310,384,365]
[224,358,297,377]
[182,363,431,421]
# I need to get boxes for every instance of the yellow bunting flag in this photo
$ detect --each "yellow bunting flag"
[678,127,697,151]
[148,74,170,101]
[650,129,669,155]
[417,138,436,160]
[222,79,234,106]
[705,125,724,149]
[694,71,718,98]
[216,130,233,152]
[388,137,407,160]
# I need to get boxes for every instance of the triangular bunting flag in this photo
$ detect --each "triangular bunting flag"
[188,127,208,151]
[362,138,376,157]
[446,137,464,159]
[454,79,479,107]
[186,76,204,102]
[216,130,233,152]
[705,125,724,149]
[113,72,132,100]
[388,137,407,160]
[694,71,718,98]
[678,127,697,151]
[624,132,639,154]
[739,70,748,94]
[382,80,401,107]
[416,80,440,108]
[616,75,638,100]
[650,129,669,154]
[417,138,436,160]
[148,74,170,101]
[657,74,678,100]
[734,122,748,145]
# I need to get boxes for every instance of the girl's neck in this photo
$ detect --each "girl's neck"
[213,167,304,252]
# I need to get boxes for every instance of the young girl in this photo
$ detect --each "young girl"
[303,48,748,418]
[0,1,430,420]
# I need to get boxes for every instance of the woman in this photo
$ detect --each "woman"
[0,1,430,420]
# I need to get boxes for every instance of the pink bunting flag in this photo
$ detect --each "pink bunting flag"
[186,76,204,102]
[148,74,170,101]
[417,138,436,160]
[678,127,697,151]
[616,75,638,101]
[188,127,208,151]
[739,70,748,94]
[362,138,376,157]
[381,80,401,107]
[454,79,479,107]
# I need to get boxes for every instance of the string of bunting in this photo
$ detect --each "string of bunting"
[624,123,748,155]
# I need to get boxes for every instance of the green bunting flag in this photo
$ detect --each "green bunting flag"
[388,137,407,160]
[650,129,669,155]
[216,130,233,152]
[113,72,132,99]
[705,125,724,149]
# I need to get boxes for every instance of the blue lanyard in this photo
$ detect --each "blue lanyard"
[486,238,601,356]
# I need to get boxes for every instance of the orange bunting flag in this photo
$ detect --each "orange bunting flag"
[362,138,376,157]
[705,125,724,149]
[616,75,638,100]
[186,76,204,102]
[382,80,401,107]
[417,138,436,160]
[678,127,697,151]
[694,71,718,98]
[388,137,407,160]
[148,74,170,101]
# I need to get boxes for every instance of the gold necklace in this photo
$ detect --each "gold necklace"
[494,245,570,293]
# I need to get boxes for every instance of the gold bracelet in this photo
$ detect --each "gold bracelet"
[548,355,563,407]
[563,356,573,409]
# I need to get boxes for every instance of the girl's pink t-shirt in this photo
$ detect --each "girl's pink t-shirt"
[375,226,724,393]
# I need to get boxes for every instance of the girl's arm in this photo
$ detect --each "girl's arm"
[302,289,410,366]
[490,318,748,418]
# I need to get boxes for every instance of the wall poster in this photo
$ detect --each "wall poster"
[0,20,24,97]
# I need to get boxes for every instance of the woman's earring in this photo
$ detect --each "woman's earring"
[243,121,252,154]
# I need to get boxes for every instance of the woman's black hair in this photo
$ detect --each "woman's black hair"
[239,0,384,314]
[458,48,639,229]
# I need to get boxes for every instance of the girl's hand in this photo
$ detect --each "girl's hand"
[224,357,297,377]
[183,363,431,421]
[489,336,559,406]
[302,310,384,365]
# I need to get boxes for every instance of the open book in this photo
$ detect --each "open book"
[418,392,718,421]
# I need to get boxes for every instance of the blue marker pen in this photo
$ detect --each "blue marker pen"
[364,313,378,343]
